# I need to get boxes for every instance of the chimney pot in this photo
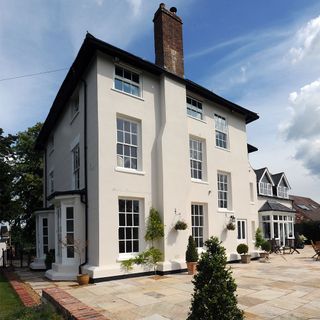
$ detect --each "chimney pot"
[170,7,177,14]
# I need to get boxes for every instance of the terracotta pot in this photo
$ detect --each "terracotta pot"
[186,261,197,275]
[77,273,90,285]
[240,254,251,264]
[259,252,268,259]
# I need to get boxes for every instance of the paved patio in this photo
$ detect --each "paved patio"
[15,245,320,320]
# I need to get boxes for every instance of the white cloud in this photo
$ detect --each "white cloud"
[289,15,320,64]
[281,79,320,178]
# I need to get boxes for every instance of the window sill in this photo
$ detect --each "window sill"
[115,167,146,175]
[215,146,230,152]
[187,115,206,124]
[117,253,139,262]
[70,111,79,125]
[191,179,208,185]
[111,88,144,101]
[218,209,234,214]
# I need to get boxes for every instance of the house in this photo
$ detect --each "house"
[31,4,261,281]
[254,167,295,246]
[290,195,320,223]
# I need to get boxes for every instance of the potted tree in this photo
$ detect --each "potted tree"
[260,240,271,259]
[255,228,267,258]
[237,243,251,263]
[186,236,198,275]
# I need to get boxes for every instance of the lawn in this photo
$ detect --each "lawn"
[0,271,63,320]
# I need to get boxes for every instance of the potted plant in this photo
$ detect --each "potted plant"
[236,243,251,263]
[174,220,188,231]
[61,237,89,285]
[255,228,267,258]
[186,235,198,275]
[226,222,236,230]
[45,249,55,270]
[260,240,271,259]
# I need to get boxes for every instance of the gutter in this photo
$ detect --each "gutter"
[80,79,88,274]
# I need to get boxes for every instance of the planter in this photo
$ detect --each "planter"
[77,273,90,285]
[259,252,268,259]
[186,261,197,275]
[240,254,251,264]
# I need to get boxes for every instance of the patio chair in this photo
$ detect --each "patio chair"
[310,240,320,260]
[269,238,281,254]
[285,238,300,254]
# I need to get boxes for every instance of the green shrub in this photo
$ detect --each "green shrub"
[186,236,198,262]
[236,243,248,255]
[261,240,271,252]
[255,228,264,249]
[145,208,164,244]
[188,237,244,320]
[45,249,55,270]
[174,220,188,230]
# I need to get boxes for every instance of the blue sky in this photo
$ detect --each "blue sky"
[1,0,320,201]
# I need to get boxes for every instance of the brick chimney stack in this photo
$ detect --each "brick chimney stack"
[153,3,184,78]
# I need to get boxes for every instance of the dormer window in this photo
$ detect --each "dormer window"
[277,186,288,198]
[114,66,141,97]
[259,182,273,196]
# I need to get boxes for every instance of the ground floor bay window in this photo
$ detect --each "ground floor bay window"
[45,194,85,281]
[260,212,295,246]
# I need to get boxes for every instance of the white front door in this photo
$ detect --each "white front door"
[237,220,247,243]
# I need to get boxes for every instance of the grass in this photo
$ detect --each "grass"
[0,271,63,320]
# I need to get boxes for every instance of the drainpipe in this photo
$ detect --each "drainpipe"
[80,79,88,274]
[44,148,47,207]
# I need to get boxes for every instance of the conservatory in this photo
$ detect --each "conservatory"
[259,201,296,247]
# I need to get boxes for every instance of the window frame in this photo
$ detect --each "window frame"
[72,144,80,190]
[237,219,247,240]
[114,65,142,98]
[189,138,204,180]
[49,170,54,194]
[118,198,140,258]
[65,207,75,259]
[187,96,203,120]
[259,182,273,196]
[214,114,229,150]
[217,172,231,210]
[116,117,140,171]
[191,204,204,248]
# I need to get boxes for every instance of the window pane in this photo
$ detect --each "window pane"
[133,241,139,252]
[124,82,131,94]
[126,200,132,212]
[115,78,122,91]
[119,241,125,253]
[67,246,74,258]
[126,241,132,252]
[66,207,74,219]
[66,220,74,232]
[119,228,124,240]
[132,73,139,84]
[119,200,125,212]
[66,233,74,245]
[115,66,123,77]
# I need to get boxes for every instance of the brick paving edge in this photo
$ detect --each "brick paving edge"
[43,287,109,320]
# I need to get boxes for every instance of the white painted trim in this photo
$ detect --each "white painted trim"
[70,134,80,151]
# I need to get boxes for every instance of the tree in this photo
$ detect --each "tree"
[255,228,264,249]
[0,128,17,223]
[188,237,244,320]
[11,123,43,245]
[144,207,164,245]
[0,123,43,246]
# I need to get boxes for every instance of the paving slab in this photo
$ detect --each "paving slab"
[13,245,320,319]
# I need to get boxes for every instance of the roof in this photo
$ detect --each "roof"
[290,195,320,222]
[259,200,295,213]
[254,168,267,182]
[247,144,258,153]
[35,33,259,149]
[271,173,283,186]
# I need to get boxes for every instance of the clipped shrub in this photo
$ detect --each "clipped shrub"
[186,236,199,262]
[236,243,248,255]
[188,237,244,320]
[261,240,271,252]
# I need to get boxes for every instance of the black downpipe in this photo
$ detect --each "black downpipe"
[80,79,88,274]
